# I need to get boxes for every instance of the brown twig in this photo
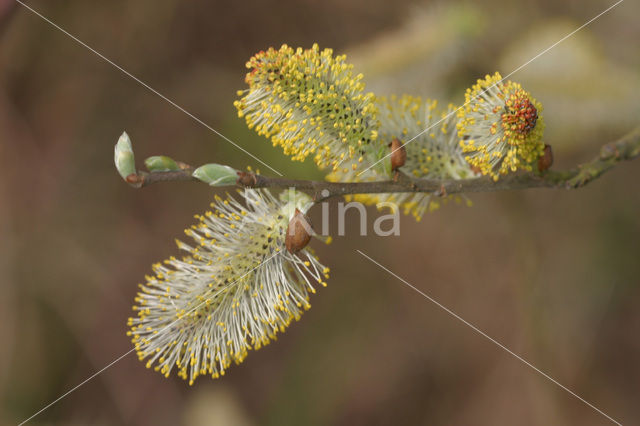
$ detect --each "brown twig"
[128,127,640,202]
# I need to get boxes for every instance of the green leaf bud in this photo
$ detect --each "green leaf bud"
[192,164,238,186]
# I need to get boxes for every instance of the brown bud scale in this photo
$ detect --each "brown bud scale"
[537,144,553,172]
[285,209,313,254]
[390,138,407,171]
[237,171,258,187]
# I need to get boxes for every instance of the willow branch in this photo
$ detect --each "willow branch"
[130,127,640,201]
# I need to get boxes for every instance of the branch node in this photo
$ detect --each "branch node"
[435,184,447,197]
[600,143,619,160]
[237,171,258,187]
[176,161,193,171]
[125,173,144,188]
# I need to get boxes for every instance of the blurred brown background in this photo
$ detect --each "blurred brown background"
[1,0,639,425]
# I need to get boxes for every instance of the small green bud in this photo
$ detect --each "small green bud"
[114,131,136,180]
[192,164,238,186]
[144,156,180,172]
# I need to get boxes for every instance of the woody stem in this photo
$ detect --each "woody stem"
[130,127,640,202]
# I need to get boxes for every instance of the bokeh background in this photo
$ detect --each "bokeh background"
[1,0,639,425]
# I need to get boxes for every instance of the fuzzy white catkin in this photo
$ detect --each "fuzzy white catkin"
[128,189,329,384]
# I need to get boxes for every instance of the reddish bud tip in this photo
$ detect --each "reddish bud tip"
[125,173,142,184]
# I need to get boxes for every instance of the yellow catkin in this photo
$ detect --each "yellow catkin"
[234,44,378,170]
[456,72,545,180]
